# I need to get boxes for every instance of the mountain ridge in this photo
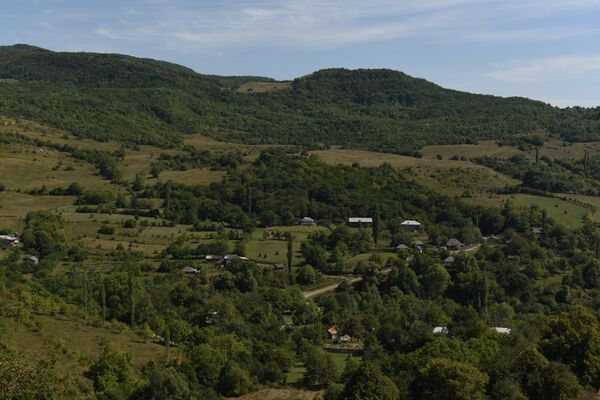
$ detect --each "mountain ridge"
[1,44,599,151]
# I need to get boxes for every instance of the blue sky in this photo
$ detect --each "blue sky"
[3,0,600,107]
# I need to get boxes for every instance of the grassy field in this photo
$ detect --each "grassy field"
[0,192,74,230]
[237,81,291,93]
[287,353,362,385]
[232,387,323,400]
[311,149,519,197]
[2,315,164,392]
[501,194,591,228]
[421,141,525,160]
[154,168,226,186]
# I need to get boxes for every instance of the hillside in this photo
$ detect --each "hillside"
[2,45,600,152]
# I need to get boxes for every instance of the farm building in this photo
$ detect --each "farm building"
[443,256,455,266]
[0,234,19,248]
[396,244,410,253]
[181,266,198,275]
[300,217,316,226]
[327,326,339,341]
[27,255,39,265]
[491,327,511,334]
[205,255,222,262]
[220,254,250,266]
[401,220,421,231]
[433,326,449,334]
[446,238,463,250]
[348,217,373,227]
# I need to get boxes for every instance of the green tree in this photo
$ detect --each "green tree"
[297,264,317,284]
[133,361,190,400]
[421,264,450,299]
[190,344,227,388]
[89,344,138,400]
[302,345,337,386]
[218,363,252,397]
[340,362,399,400]
[415,358,488,400]
[287,233,294,285]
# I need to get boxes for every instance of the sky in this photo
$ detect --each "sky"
[2,0,600,107]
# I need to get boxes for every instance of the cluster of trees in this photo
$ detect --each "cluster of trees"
[3,45,600,152]
[149,149,498,240]
[150,147,244,177]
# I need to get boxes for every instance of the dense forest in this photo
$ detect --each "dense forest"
[2,45,600,152]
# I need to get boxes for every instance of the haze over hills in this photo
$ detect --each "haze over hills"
[1,44,600,152]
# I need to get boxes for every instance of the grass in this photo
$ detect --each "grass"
[237,81,291,93]
[0,192,74,230]
[154,169,226,186]
[2,314,164,392]
[330,353,363,374]
[421,141,524,160]
[312,149,518,197]
[501,194,591,228]
[232,387,322,400]
[286,353,362,385]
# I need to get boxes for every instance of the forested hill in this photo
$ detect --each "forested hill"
[1,44,600,151]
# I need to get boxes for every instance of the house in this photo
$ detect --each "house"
[443,256,455,266]
[205,311,218,325]
[0,234,19,248]
[401,220,421,231]
[412,239,425,247]
[300,217,316,226]
[433,326,449,334]
[219,254,250,266]
[205,255,222,262]
[26,255,39,265]
[532,227,543,235]
[491,327,511,334]
[446,238,463,250]
[273,263,285,270]
[348,217,373,227]
[338,334,351,343]
[181,266,198,275]
[396,244,410,253]
[327,326,339,340]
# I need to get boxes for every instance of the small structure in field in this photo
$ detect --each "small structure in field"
[181,266,198,275]
[446,238,463,250]
[401,220,421,231]
[396,244,410,253]
[205,255,222,262]
[433,326,449,334]
[327,326,339,341]
[491,327,511,334]
[443,256,455,266]
[273,263,285,270]
[219,254,250,266]
[300,217,316,226]
[348,217,373,227]
[26,255,39,265]
[0,234,19,248]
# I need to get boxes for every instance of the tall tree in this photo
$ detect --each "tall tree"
[128,269,135,327]
[372,206,380,246]
[287,233,294,285]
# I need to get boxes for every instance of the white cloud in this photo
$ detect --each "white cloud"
[488,55,600,82]
[88,0,600,50]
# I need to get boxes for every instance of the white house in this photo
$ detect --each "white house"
[433,326,449,334]
[491,327,511,334]
[300,217,316,226]
[401,220,421,231]
[181,266,198,275]
[348,217,373,227]
[0,234,19,248]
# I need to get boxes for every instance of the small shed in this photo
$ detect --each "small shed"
[446,238,463,250]
[491,327,511,334]
[396,244,410,253]
[27,255,39,265]
[443,256,455,266]
[401,220,421,231]
[300,217,316,226]
[327,326,339,340]
[433,326,449,334]
[181,266,198,275]
[348,217,373,227]
[0,234,19,248]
